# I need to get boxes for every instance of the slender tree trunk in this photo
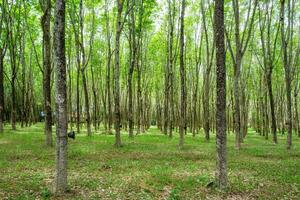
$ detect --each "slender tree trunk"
[167,0,175,138]
[20,32,26,128]
[67,33,73,130]
[78,0,91,136]
[280,0,292,149]
[137,49,142,135]
[81,70,91,135]
[266,71,277,143]
[233,68,241,149]
[105,0,112,133]
[0,48,4,133]
[163,60,169,135]
[8,13,17,130]
[203,74,210,140]
[201,1,213,141]
[128,2,136,138]
[76,66,80,133]
[179,0,186,148]
[215,0,227,189]
[294,90,300,137]
[41,0,53,146]
[91,66,98,132]
[53,0,68,193]
[114,0,123,147]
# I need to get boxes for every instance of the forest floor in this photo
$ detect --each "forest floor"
[0,124,300,200]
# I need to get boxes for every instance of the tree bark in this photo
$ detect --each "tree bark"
[280,0,292,150]
[215,0,227,189]
[79,0,91,136]
[179,0,186,148]
[0,47,5,133]
[128,0,136,138]
[105,0,113,133]
[114,0,123,147]
[7,9,17,130]
[53,0,68,193]
[41,0,53,146]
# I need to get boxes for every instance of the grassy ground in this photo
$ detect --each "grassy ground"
[0,124,299,200]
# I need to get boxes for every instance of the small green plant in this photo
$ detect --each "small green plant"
[40,188,51,199]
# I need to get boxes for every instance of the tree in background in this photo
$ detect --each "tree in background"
[179,0,186,148]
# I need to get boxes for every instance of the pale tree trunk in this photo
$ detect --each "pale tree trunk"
[53,0,68,193]
[215,0,227,189]
[280,0,293,150]
[105,0,113,133]
[79,0,91,136]
[192,35,202,136]
[41,0,53,146]
[167,0,175,138]
[226,0,257,149]
[137,44,142,135]
[128,0,136,138]
[67,32,73,130]
[114,0,123,147]
[76,66,80,133]
[179,0,186,148]
[136,1,145,135]
[258,2,279,144]
[201,0,214,141]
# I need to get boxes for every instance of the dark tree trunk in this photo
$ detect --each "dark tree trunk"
[280,0,292,149]
[167,0,175,138]
[7,13,17,130]
[266,71,277,143]
[179,0,186,148]
[215,0,227,189]
[53,0,68,193]
[41,0,53,146]
[114,0,123,147]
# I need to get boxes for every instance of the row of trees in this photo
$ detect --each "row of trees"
[0,0,299,146]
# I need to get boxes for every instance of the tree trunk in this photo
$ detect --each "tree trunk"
[128,1,136,138]
[41,0,53,146]
[179,0,186,148]
[79,0,91,136]
[81,70,91,136]
[233,68,241,149]
[105,0,113,133]
[280,0,292,149]
[215,0,227,189]
[114,0,123,147]
[53,0,68,193]
[76,66,80,133]
[7,12,17,130]
[203,74,210,140]
[0,48,4,133]
[266,71,277,143]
